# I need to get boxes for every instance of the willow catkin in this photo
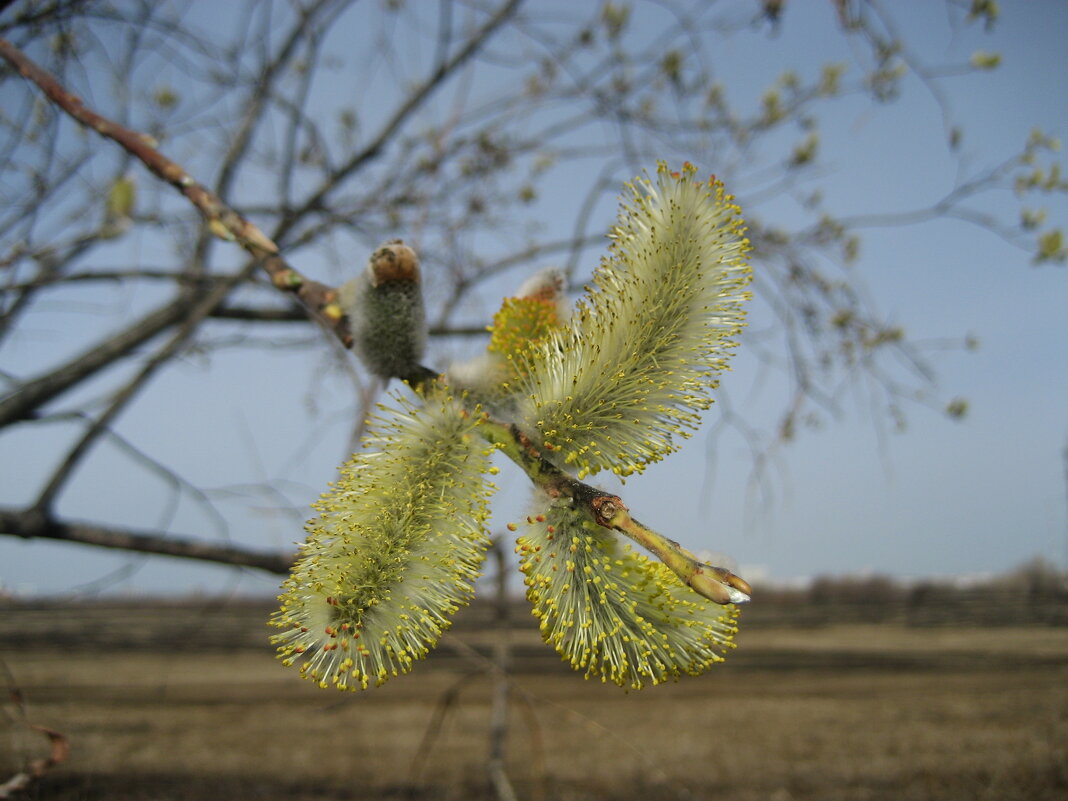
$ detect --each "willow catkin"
[517,163,751,479]
[271,392,496,691]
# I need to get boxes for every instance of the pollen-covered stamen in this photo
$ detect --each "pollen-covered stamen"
[518,500,739,690]
[516,162,751,478]
[446,267,568,401]
[488,296,562,373]
[270,392,496,692]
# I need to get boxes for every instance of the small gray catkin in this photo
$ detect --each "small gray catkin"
[339,240,427,380]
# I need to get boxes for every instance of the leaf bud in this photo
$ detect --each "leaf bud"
[339,239,427,380]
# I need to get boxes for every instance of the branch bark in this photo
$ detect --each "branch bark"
[0,37,352,350]
[0,295,193,426]
[0,506,293,574]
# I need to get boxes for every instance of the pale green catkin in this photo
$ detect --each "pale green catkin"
[274,164,753,693]
[339,241,427,380]
[517,500,738,689]
[517,163,751,478]
[270,392,496,691]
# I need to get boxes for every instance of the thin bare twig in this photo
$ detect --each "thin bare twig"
[0,659,70,799]
[282,0,523,231]
[0,37,352,348]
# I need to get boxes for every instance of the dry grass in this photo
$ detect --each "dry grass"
[2,602,1066,800]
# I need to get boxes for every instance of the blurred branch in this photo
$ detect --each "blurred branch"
[0,506,293,574]
[213,0,345,200]
[0,0,78,32]
[0,294,194,426]
[0,659,69,799]
[280,0,523,232]
[0,36,353,348]
[209,303,489,338]
[28,262,261,513]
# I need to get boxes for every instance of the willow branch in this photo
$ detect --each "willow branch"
[2,18,743,598]
[0,295,193,427]
[475,415,752,605]
[0,506,293,574]
[0,37,352,347]
[209,304,489,338]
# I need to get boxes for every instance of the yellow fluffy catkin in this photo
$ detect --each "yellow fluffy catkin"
[270,392,496,691]
[517,501,738,689]
[517,163,751,478]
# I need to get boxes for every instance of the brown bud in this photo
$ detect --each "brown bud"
[590,494,627,527]
[368,240,420,287]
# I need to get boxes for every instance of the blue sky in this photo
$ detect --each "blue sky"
[1,1,1066,596]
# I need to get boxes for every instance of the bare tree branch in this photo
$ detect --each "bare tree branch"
[0,506,293,574]
[209,304,491,338]
[29,262,261,512]
[0,36,352,348]
[0,295,193,425]
[281,0,524,232]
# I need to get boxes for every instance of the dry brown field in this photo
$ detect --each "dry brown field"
[2,599,1066,801]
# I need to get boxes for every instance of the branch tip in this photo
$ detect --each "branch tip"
[690,567,752,605]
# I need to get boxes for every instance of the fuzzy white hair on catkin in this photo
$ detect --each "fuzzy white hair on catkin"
[515,266,570,320]
[270,392,496,691]
[445,266,569,399]
[516,163,751,479]
[516,500,738,689]
[338,242,427,379]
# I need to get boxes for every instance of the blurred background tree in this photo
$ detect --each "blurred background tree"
[0,0,1064,592]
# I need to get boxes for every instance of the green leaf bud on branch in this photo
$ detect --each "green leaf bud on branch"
[969,50,1002,70]
[103,173,136,236]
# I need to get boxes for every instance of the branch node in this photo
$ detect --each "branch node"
[589,494,627,527]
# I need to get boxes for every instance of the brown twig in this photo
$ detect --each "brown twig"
[210,304,491,338]
[0,506,293,574]
[0,660,70,799]
[475,416,752,605]
[0,724,68,799]
[0,36,352,348]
